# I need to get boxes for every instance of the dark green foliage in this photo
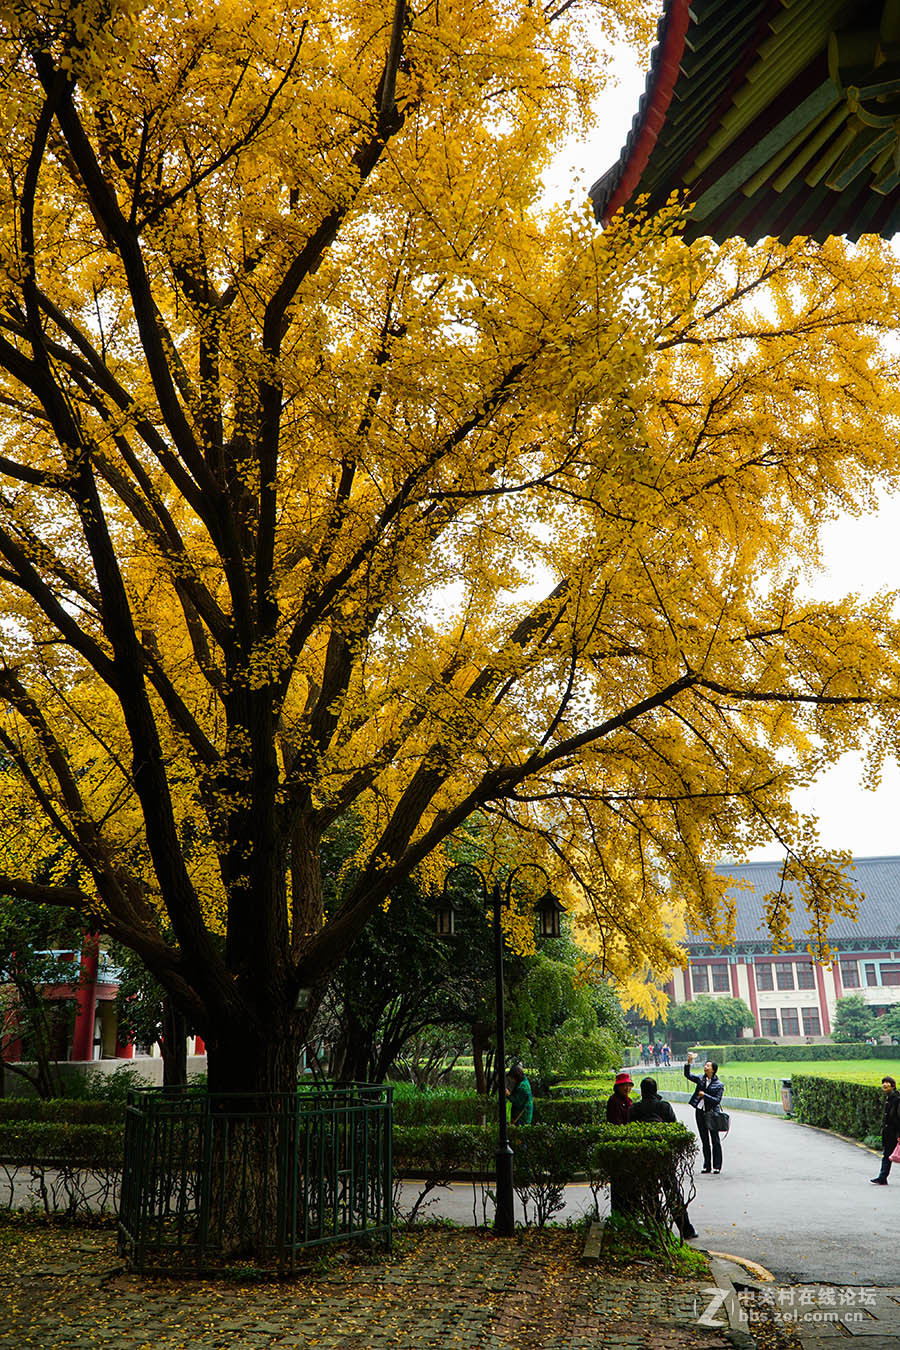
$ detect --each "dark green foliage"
[0,1098,123,1124]
[0,1120,124,1166]
[791,1073,884,1140]
[62,1065,151,1103]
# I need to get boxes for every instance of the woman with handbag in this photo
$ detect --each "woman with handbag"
[684,1052,726,1174]
[871,1075,900,1184]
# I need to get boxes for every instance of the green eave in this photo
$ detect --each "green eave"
[592,0,900,244]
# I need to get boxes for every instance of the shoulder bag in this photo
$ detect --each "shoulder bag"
[710,1105,730,1135]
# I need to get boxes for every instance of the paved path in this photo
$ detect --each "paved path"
[0,1224,738,1350]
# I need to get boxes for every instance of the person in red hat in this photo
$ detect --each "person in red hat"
[606,1071,634,1124]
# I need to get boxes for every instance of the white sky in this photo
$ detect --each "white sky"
[544,38,900,865]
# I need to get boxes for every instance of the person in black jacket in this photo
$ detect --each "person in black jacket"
[684,1052,725,1174]
[628,1077,697,1240]
[871,1075,900,1184]
[629,1076,677,1124]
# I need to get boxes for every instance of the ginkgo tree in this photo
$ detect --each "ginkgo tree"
[0,0,899,1097]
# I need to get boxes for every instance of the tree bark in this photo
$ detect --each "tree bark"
[159,997,188,1087]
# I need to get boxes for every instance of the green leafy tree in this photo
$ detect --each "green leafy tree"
[505,946,626,1083]
[666,994,754,1044]
[831,994,874,1044]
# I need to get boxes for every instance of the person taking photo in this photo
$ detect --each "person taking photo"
[684,1052,726,1174]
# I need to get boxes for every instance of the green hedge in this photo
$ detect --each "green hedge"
[393,1094,495,1126]
[0,1120,124,1166]
[691,1043,900,1063]
[790,1074,884,1141]
[0,1098,124,1125]
[393,1120,694,1186]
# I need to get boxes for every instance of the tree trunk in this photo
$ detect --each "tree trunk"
[200,1018,306,1261]
[159,998,188,1087]
[329,1006,373,1084]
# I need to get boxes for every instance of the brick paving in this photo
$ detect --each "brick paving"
[0,1222,745,1350]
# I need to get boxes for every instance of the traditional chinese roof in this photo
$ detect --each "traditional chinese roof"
[591,0,900,244]
[683,856,900,949]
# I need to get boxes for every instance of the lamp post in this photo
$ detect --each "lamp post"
[435,863,564,1237]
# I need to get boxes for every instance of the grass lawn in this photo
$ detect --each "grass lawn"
[713,1060,899,1085]
[558,1059,900,1103]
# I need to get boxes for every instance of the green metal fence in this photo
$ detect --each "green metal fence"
[118,1085,392,1274]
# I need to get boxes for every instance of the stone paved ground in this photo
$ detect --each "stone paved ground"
[0,1221,749,1350]
[766,1284,900,1348]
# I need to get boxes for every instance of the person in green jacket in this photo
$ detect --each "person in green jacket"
[507,1064,533,1125]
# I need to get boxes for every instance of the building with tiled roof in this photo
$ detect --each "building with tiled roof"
[667,856,900,1040]
[592,0,900,245]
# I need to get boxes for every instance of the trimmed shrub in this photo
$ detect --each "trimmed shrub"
[393,1094,494,1126]
[530,1097,608,1126]
[790,1074,884,1141]
[0,1121,124,1218]
[0,1099,124,1125]
[0,1121,125,1167]
[393,1120,696,1232]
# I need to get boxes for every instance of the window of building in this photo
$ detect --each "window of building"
[691,965,709,992]
[760,1010,779,1036]
[780,1008,800,1035]
[882,964,900,987]
[840,960,860,988]
[711,964,730,992]
[775,962,795,991]
[866,963,879,987]
[796,964,815,989]
[755,964,774,991]
[801,1008,821,1036]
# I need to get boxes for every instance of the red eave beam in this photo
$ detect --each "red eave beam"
[602,0,692,225]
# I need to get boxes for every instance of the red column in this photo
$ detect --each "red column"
[746,961,761,1036]
[832,960,843,999]
[815,961,831,1036]
[194,1035,206,1055]
[115,1031,134,1059]
[683,964,692,1001]
[71,934,99,1061]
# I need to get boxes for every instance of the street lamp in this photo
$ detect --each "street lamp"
[435,862,565,1237]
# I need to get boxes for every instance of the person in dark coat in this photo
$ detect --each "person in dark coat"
[871,1075,900,1183]
[628,1076,676,1125]
[606,1071,633,1124]
[629,1076,696,1239]
[684,1052,725,1173]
